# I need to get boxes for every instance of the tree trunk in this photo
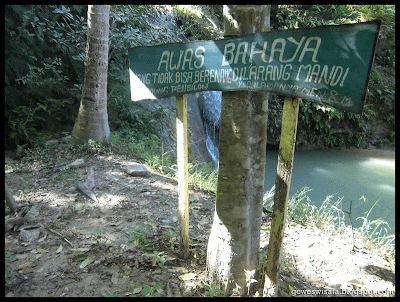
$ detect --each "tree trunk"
[71,5,110,144]
[206,5,270,296]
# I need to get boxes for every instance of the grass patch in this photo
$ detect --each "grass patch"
[113,125,395,258]
[110,130,176,176]
[263,186,395,257]
[188,162,218,193]
[110,128,218,193]
[356,198,395,255]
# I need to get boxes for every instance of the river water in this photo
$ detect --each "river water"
[264,148,395,235]
[198,90,395,236]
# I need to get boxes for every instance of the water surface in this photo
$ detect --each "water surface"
[264,148,395,235]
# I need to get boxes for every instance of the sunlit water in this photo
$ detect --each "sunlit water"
[199,90,395,236]
[264,148,395,235]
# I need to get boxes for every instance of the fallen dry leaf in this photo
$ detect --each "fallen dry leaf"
[178,273,196,281]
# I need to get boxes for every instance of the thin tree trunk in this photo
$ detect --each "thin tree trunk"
[71,5,110,144]
[206,5,270,296]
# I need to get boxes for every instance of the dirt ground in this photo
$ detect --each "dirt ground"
[4,138,395,297]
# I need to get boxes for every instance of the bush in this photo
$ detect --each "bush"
[171,5,223,40]
[5,5,86,146]
[5,5,185,147]
[269,5,395,148]
[5,5,394,149]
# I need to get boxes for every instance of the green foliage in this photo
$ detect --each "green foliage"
[129,133,176,175]
[313,195,345,230]
[272,5,359,30]
[107,5,185,94]
[127,224,152,246]
[140,283,165,297]
[87,139,108,154]
[5,5,85,146]
[127,282,164,297]
[188,162,218,193]
[110,5,185,48]
[296,99,352,148]
[172,5,223,40]
[263,185,315,226]
[5,5,394,150]
[44,5,87,82]
[106,5,188,148]
[109,101,169,143]
[105,291,120,297]
[203,282,226,297]
[149,251,175,267]
[269,5,395,148]
[111,127,219,193]
[269,93,382,149]
[5,5,186,147]
[357,5,395,68]
[367,66,395,126]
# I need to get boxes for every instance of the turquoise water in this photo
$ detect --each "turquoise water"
[264,148,395,235]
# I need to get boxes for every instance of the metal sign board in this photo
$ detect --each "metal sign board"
[129,21,380,113]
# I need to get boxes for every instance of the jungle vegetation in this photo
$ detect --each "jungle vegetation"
[5,5,395,150]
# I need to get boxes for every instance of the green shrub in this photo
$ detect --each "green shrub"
[5,5,394,149]
[5,5,184,147]
[5,5,85,146]
[171,5,223,40]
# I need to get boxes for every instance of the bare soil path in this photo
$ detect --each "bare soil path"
[4,139,395,297]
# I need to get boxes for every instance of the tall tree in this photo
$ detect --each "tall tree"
[206,5,270,296]
[71,5,110,144]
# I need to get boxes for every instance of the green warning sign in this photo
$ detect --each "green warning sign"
[129,21,380,113]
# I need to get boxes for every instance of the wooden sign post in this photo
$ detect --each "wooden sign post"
[263,97,300,296]
[129,21,380,267]
[130,21,380,114]
[176,94,189,258]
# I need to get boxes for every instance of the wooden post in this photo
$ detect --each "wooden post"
[176,94,190,259]
[264,97,300,296]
